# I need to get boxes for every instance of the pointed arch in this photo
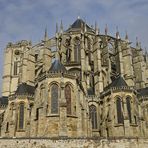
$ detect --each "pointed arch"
[89,105,97,129]
[19,103,25,129]
[74,37,81,62]
[51,84,59,114]
[65,85,71,114]
[116,97,124,124]
[126,97,132,123]
[14,61,18,75]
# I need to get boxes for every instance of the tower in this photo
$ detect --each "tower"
[2,40,35,96]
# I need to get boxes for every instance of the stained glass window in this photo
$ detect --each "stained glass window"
[89,105,97,129]
[116,98,124,124]
[19,103,24,129]
[65,85,71,114]
[126,97,132,123]
[51,84,59,114]
[74,38,81,62]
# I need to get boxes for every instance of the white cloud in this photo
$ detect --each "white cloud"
[0,0,148,94]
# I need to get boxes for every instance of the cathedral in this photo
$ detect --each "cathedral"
[0,17,148,138]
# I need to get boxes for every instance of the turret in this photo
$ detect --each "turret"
[115,28,124,76]
[60,20,63,34]
[93,34,103,94]
[122,32,134,86]
[133,37,146,89]
[2,41,34,96]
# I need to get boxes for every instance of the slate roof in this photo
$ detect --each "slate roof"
[0,96,8,106]
[15,83,35,95]
[49,60,67,73]
[138,87,148,96]
[67,18,94,32]
[105,75,128,90]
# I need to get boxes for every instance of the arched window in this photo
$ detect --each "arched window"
[74,38,81,62]
[14,61,18,75]
[6,122,9,132]
[51,84,59,114]
[116,98,124,124]
[126,97,132,123]
[65,85,71,114]
[89,105,97,129]
[19,103,24,129]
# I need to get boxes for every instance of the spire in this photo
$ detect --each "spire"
[125,31,129,41]
[136,37,139,47]
[60,20,63,33]
[80,21,84,33]
[95,21,99,35]
[116,26,120,39]
[145,47,147,56]
[56,22,58,33]
[105,24,108,36]
[84,21,87,32]
[44,27,48,41]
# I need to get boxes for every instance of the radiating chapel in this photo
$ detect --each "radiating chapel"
[0,17,148,138]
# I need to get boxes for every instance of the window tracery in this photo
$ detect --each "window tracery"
[116,98,124,124]
[65,85,71,114]
[51,84,59,114]
[74,37,81,62]
[89,105,97,129]
[19,103,24,129]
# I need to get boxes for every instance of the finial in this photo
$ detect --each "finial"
[136,37,139,47]
[145,47,147,55]
[105,24,108,36]
[95,21,99,35]
[56,22,58,33]
[44,27,48,41]
[84,22,87,32]
[125,31,129,41]
[60,20,63,33]
[116,26,120,39]
[77,12,80,19]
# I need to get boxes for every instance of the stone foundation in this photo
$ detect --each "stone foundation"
[0,138,148,148]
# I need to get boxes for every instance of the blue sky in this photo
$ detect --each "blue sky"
[0,0,148,95]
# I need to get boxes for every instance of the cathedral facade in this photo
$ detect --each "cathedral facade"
[0,17,148,138]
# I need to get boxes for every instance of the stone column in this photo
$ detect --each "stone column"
[59,80,67,137]
[76,89,83,137]
[123,100,130,137]
[123,41,134,86]
[81,34,87,91]
[115,40,124,76]
[93,36,103,94]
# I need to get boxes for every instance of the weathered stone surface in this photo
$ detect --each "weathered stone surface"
[0,17,148,140]
[0,138,148,148]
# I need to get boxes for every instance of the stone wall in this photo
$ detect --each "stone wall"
[0,138,148,148]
